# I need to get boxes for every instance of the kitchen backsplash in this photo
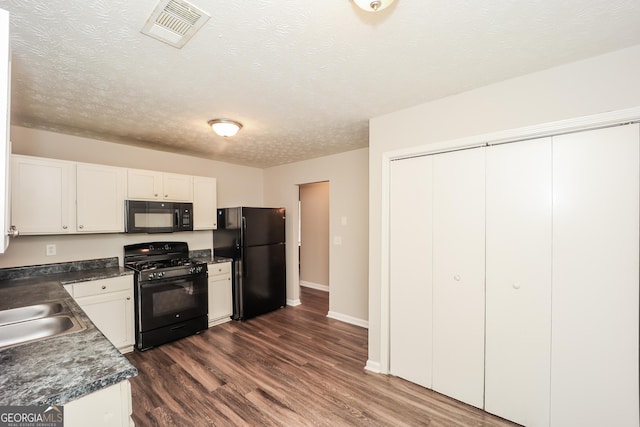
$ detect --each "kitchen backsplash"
[0,257,119,281]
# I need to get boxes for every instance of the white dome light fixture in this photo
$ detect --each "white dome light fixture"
[208,119,243,137]
[352,0,394,12]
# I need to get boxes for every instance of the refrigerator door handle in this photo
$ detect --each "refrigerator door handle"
[241,246,247,279]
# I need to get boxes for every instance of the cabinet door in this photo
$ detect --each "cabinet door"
[485,138,552,426]
[551,125,639,426]
[0,9,10,252]
[208,273,232,325]
[127,168,162,200]
[389,155,433,388]
[193,176,217,230]
[11,155,75,234]
[75,289,134,351]
[64,381,132,427]
[163,172,193,201]
[76,163,125,233]
[432,147,485,408]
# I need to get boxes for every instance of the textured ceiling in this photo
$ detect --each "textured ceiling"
[2,0,640,168]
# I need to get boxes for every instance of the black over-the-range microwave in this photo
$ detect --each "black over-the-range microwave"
[125,200,193,233]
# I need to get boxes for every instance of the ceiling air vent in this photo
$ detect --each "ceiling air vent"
[141,0,210,48]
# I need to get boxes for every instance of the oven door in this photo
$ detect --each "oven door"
[136,272,208,332]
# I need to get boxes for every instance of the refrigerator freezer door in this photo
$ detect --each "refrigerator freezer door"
[242,207,286,247]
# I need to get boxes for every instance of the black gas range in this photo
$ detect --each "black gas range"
[124,242,208,351]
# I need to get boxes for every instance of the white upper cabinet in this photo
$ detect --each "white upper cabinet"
[10,155,218,235]
[12,155,126,235]
[162,172,192,201]
[431,147,485,409]
[485,138,552,426]
[76,163,125,233]
[0,8,11,252]
[550,124,639,427]
[126,168,162,200]
[127,169,193,202]
[193,176,217,230]
[12,155,76,234]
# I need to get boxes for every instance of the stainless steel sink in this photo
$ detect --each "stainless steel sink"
[0,301,86,350]
[0,302,65,327]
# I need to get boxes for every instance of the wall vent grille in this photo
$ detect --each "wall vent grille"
[141,0,210,48]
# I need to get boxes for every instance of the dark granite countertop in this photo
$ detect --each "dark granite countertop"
[0,259,138,406]
[189,248,232,265]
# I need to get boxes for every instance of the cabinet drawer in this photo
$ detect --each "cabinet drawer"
[209,262,231,276]
[71,276,132,298]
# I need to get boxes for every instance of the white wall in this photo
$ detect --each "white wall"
[264,148,369,326]
[368,44,640,369]
[0,126,264,268]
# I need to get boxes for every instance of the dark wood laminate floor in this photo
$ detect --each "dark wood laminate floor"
[126,287,517,427]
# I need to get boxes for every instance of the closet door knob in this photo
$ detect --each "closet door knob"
[453,275,461,281]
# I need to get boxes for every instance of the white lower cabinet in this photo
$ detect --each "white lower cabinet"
[388,124,640,426]
[65,276,135,353]
[64,380,133,427]
[208,261,232,326]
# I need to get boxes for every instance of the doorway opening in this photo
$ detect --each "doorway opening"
[298,181,330,313]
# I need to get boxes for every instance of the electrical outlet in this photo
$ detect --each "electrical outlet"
[46,244,56,256]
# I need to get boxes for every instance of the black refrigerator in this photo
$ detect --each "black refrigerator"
[213,207,286,320]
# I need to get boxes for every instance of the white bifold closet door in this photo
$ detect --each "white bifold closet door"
[389,155,433,389]
[485,138,552,426]
[550,124,640,427]
[432,148,485,408]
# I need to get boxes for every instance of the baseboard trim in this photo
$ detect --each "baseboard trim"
[208,316,232,327]
[287,298,301,307]
[327,311,368,329]
[365,360,382,374]
[300,281,329,292]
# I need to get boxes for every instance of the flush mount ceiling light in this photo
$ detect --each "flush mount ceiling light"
[352,0,394,12]
[208,119,243,137]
